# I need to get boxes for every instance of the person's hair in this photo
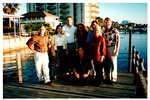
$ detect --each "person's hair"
[39,25,46,35]
[91,20,98,24]
[104,17,112,22]
[67,16,73,20]
[54,25,63,34]
[76,22,88,40]
[77,22,88,33]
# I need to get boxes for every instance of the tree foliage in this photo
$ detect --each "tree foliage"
[95,17,104,26]
[3,3,20,15]
[24,23,54,36]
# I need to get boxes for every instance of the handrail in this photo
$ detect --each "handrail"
[3,52,34,84]
[132,46,147,98]
[3,55,17,57]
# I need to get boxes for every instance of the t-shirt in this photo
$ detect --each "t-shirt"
[63,25,77,43]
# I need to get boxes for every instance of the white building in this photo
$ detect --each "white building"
[21,11,62,29]
[122,20,131,25]
[26,3,99,26]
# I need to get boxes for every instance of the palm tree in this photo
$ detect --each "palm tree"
[3,3,20,28]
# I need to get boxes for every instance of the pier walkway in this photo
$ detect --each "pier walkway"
[4,72,135,98]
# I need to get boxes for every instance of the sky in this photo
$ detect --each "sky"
[98,3,147,24]
[14,3,147,24]
[2,2,148,25]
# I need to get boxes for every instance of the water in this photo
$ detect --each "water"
[3,32,147,83]
[118,32,147,72]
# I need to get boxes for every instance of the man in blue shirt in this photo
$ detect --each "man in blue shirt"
[86,21,98,80]
[86,21,98,43]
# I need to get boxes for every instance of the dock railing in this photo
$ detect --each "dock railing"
[132,46,147,98]
[3,52,34,84]
[3,45,147,97]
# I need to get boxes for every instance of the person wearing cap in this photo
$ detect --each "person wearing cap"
[26,25,53,86]
[102,17,120,85]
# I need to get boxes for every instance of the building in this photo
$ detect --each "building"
[26,3,99,26]
[21,11,61,29]
[122,20,131,26]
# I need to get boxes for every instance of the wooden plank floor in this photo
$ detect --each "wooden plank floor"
[3,72,136,98]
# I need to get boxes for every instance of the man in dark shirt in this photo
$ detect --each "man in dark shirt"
[26,25,53,85]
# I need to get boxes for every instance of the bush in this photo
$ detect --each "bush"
[3,26,19,33]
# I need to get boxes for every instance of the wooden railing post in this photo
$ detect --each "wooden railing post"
[132,46,136,73]
[16,52,23,83]
[128,28,132,72]
[135,51,139,68]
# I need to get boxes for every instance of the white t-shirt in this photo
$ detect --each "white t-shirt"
[63,25,77,43]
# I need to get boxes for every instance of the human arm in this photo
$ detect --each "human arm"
[73,68,80,78]
[51,35,56,57]
[100,37,106,62]
[65,44,68,56]
[26,36,37,53]
[114,30,120,56]
[82,70,90,78]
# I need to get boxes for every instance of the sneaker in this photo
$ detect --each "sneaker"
[45,81,53,86]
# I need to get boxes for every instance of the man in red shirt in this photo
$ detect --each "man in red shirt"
[26,25,53,85]
[89,25,106,86]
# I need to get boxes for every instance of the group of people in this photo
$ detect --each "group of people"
[26,16,120,86]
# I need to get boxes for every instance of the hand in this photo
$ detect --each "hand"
[75,73,80,79]
[100,56,104,62]
[53,52,56,57]
[66,51,68,56]
[114,52,118,56]
[82,74,88,78]
[48,49,50,52]
[33,50,37,54]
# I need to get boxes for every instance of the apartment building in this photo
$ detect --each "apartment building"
[26,3,99,26]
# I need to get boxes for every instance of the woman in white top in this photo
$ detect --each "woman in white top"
[52,25,68,81]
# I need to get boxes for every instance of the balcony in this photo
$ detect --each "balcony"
[47,3,56,5]
[60,10,70,14]
[36,7,44,11]
[47,6,56,10]
[91,4,99,9]
[60,16,68,20]
[36,3,44,6]
[60,5,69,9]
[91,10,99,14]
[49,11,56,15]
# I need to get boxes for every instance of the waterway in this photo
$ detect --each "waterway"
[3,31,147,83]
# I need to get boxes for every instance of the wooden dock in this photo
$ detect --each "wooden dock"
[3,72,136,98]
